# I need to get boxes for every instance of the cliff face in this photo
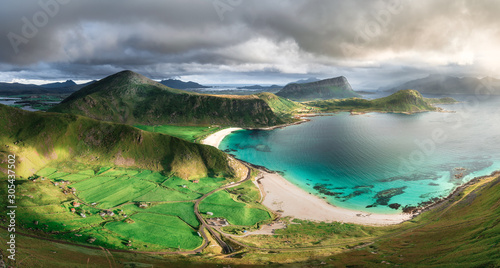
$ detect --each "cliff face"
[277,76,360,101]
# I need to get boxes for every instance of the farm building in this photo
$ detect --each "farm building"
[207,217,229,227]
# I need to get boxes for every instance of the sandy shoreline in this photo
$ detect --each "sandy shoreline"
[201,127,242,148]
[258,171,412,225]
[202,127,413,225]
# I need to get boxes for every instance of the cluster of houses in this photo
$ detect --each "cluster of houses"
[69,201,128,219]
[99,210,115,217]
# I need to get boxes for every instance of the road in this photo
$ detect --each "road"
[192,160,253,253]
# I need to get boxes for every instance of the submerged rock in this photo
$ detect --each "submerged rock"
[389,203,401,210]
[367,186,407,207]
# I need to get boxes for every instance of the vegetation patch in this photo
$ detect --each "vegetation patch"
[36,167,58,177]
[57,173,91,182]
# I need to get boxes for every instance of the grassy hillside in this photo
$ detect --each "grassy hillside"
[325,175,500,267]
[49,70,287,127]
[0,104,241,179]
[255,92,305,116]
[308,89,457,114]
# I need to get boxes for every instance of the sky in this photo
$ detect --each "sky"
[1,0,500,89]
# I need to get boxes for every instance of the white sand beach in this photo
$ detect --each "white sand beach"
[201,127,242,148]
[259,171,413,226]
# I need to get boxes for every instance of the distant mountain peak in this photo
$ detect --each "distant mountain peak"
[159,78,210,89]
[387,74,500,95]
[40,79,77,89]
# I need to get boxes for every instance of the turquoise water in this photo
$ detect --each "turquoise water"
[220,95,500,213]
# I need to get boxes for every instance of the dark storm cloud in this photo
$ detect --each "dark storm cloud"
[1,0,500,86]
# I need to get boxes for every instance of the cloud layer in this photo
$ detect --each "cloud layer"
[1,0,499,87]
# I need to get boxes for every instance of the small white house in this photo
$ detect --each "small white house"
[207,212,214,216]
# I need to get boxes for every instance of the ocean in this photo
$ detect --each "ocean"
[220,94,500,213]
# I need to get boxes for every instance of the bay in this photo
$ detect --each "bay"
[220,95,500,213]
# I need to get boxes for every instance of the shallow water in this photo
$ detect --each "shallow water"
[220,95,500,213]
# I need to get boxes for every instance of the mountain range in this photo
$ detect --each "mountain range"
[385,74,500,95]
[0,80,95,95]
[48,70,301,127]
[159,79,210,89]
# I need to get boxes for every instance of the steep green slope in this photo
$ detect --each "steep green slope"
[276,76,361,101]
[309,89,457,113]
[255,92,305,116]
[0,104,241,179]
[327,175,500,267]
[49,70,285,127]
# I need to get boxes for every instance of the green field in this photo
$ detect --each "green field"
[71,171,158,208]
[105,213,203,250]
[134,124,221,142]
[162,176,226,194]
[135,186,202,202]
[122,202,199,228]
[199,190,270,226]
[0,165,249,252]
[35,167,58,177]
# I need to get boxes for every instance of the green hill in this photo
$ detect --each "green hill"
[254,92,304,116]
[276,76,361,102]
[309,89,457,114]
[328,175,500,267]
[0,104,242,179]
[48,70,287,127]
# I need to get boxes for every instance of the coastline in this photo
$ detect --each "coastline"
[201,123,499,226]
[258,171,412,226]
[201,127,413,226]
[201,127,242,148]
